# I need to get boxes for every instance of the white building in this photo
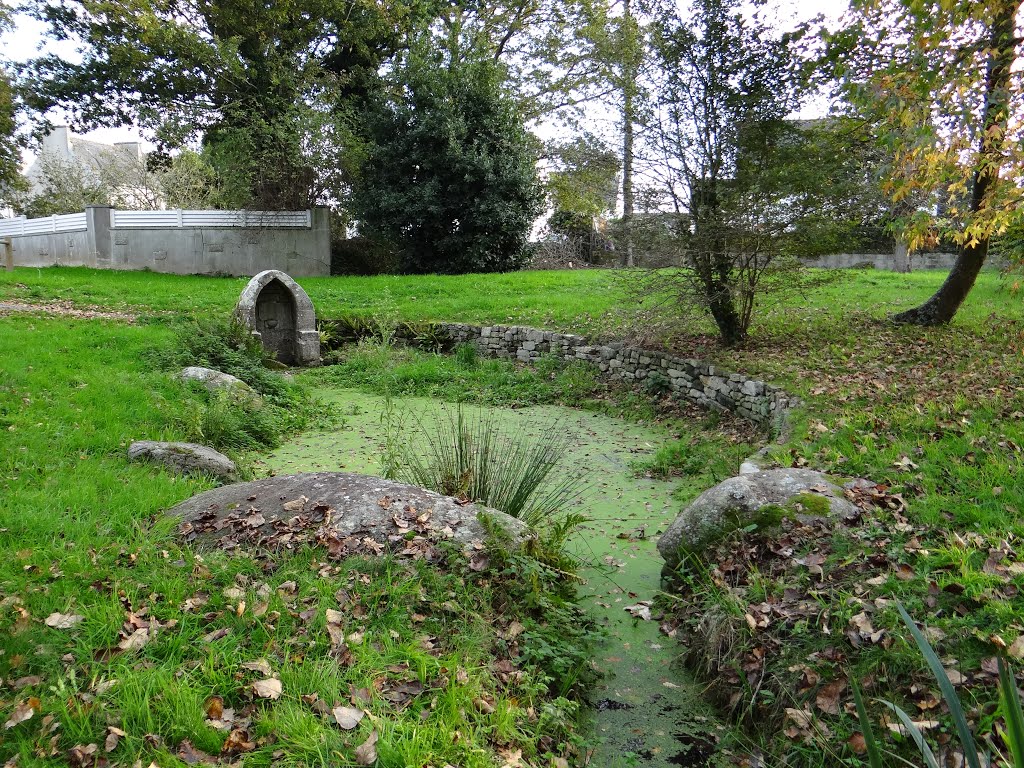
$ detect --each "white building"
[24,126,160,209]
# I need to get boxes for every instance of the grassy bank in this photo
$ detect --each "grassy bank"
[0,265,1014,340]
[2,265,1022,765]
[0,317,592,767]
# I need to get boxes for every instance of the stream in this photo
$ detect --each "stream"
[257,388,730,767]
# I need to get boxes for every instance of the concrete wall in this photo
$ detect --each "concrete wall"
[7,206,330,277]
[441,322,797,433]
[802,252,960,270]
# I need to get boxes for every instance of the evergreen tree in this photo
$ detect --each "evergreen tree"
[351,48,543,274]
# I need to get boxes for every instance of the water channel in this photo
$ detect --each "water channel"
[258,388,730,767]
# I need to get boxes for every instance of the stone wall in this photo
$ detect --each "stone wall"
[442,322,796,433]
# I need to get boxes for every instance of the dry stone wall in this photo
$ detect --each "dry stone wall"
[441,323,796,433]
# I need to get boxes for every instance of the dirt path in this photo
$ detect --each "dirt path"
[258,389,733,766]
[0,300,138,322]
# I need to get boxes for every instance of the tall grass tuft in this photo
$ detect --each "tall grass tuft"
[384,404,583,528]
[852,601,1024,767]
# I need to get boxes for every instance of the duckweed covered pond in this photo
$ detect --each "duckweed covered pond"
[258,388,744,766]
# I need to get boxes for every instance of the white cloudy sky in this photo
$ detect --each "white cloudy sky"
[1,0,851,154]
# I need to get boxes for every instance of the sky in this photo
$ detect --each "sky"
[1,0,852,161]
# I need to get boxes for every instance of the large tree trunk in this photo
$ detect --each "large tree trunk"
[893,2,1014,325]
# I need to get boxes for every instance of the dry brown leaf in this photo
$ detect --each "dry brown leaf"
[177,740,215,765]
[332,706,364,730]
[354,730,378,765]
[45,612,84,629]
[118,628,150,652]
[220,729,256,755]
[847,732,868,754]
[624,603,652,621]
[204,696,224,719]
[240,659,274,677]
[815,679,847,715]
[104,727,126,752]
[3,698,39,729]
[1008,634,1024,660]
[252,678,282,700]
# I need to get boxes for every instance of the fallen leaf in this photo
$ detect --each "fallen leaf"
[252,678,282,700]
[104,727,126,752]
[177,740,215,765]
[848,732,867,754]
[204,696,224,719]
[3,698,39,729]
[332,706,364,730]
[66,743,98,768]
[240,659,273,677]
[45,612,84,629]
[624,603,652,621]
[354,730,378,765]
[220,729,256,755]
[815,678,847,715]
[118,628,150,652]
[1010,634,1024,660]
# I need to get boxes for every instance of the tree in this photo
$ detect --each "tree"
[0,1,25,209]
[15,153,110,217]
[545,135,619,263]
[350,46,543,274]
[831,0,1023,324]
[23,0,417,208]
[638,0,808,346]
[428,0,616,122]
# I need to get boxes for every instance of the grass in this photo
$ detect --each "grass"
[0,267,625,337]
[2,264,1022,766]
[0,315,592,767]
[313,338,662,418]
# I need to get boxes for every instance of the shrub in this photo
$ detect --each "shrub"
[156,316,330,450]
[383,404,582,528]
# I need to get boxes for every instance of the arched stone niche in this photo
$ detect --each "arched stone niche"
[234,270,320,367]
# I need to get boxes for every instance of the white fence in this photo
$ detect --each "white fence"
[110,209,312,229]
[0,213,88,237]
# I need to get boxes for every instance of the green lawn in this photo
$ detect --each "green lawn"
[2,264,1023,766]
[0,317,589,767]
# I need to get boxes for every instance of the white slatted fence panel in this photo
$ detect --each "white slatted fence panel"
[113,209,311,229]
[0,213,87,236]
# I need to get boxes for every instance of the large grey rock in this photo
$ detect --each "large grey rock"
[657,468,857,569]
[129,441,237,481]
[170,472,529,555]
[234,270,320,367]
[179,366,260,404]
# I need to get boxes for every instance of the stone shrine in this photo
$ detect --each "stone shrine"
[234,270,320,366]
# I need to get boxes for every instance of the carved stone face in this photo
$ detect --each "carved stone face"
[255,280,298,364]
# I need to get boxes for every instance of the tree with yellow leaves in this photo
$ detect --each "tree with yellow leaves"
[831,0,1022,324]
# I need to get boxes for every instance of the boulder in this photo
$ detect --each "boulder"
[169,472,530,555]
[657,468,858,569]
[180,366,260,404]
[129,441,237,481]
